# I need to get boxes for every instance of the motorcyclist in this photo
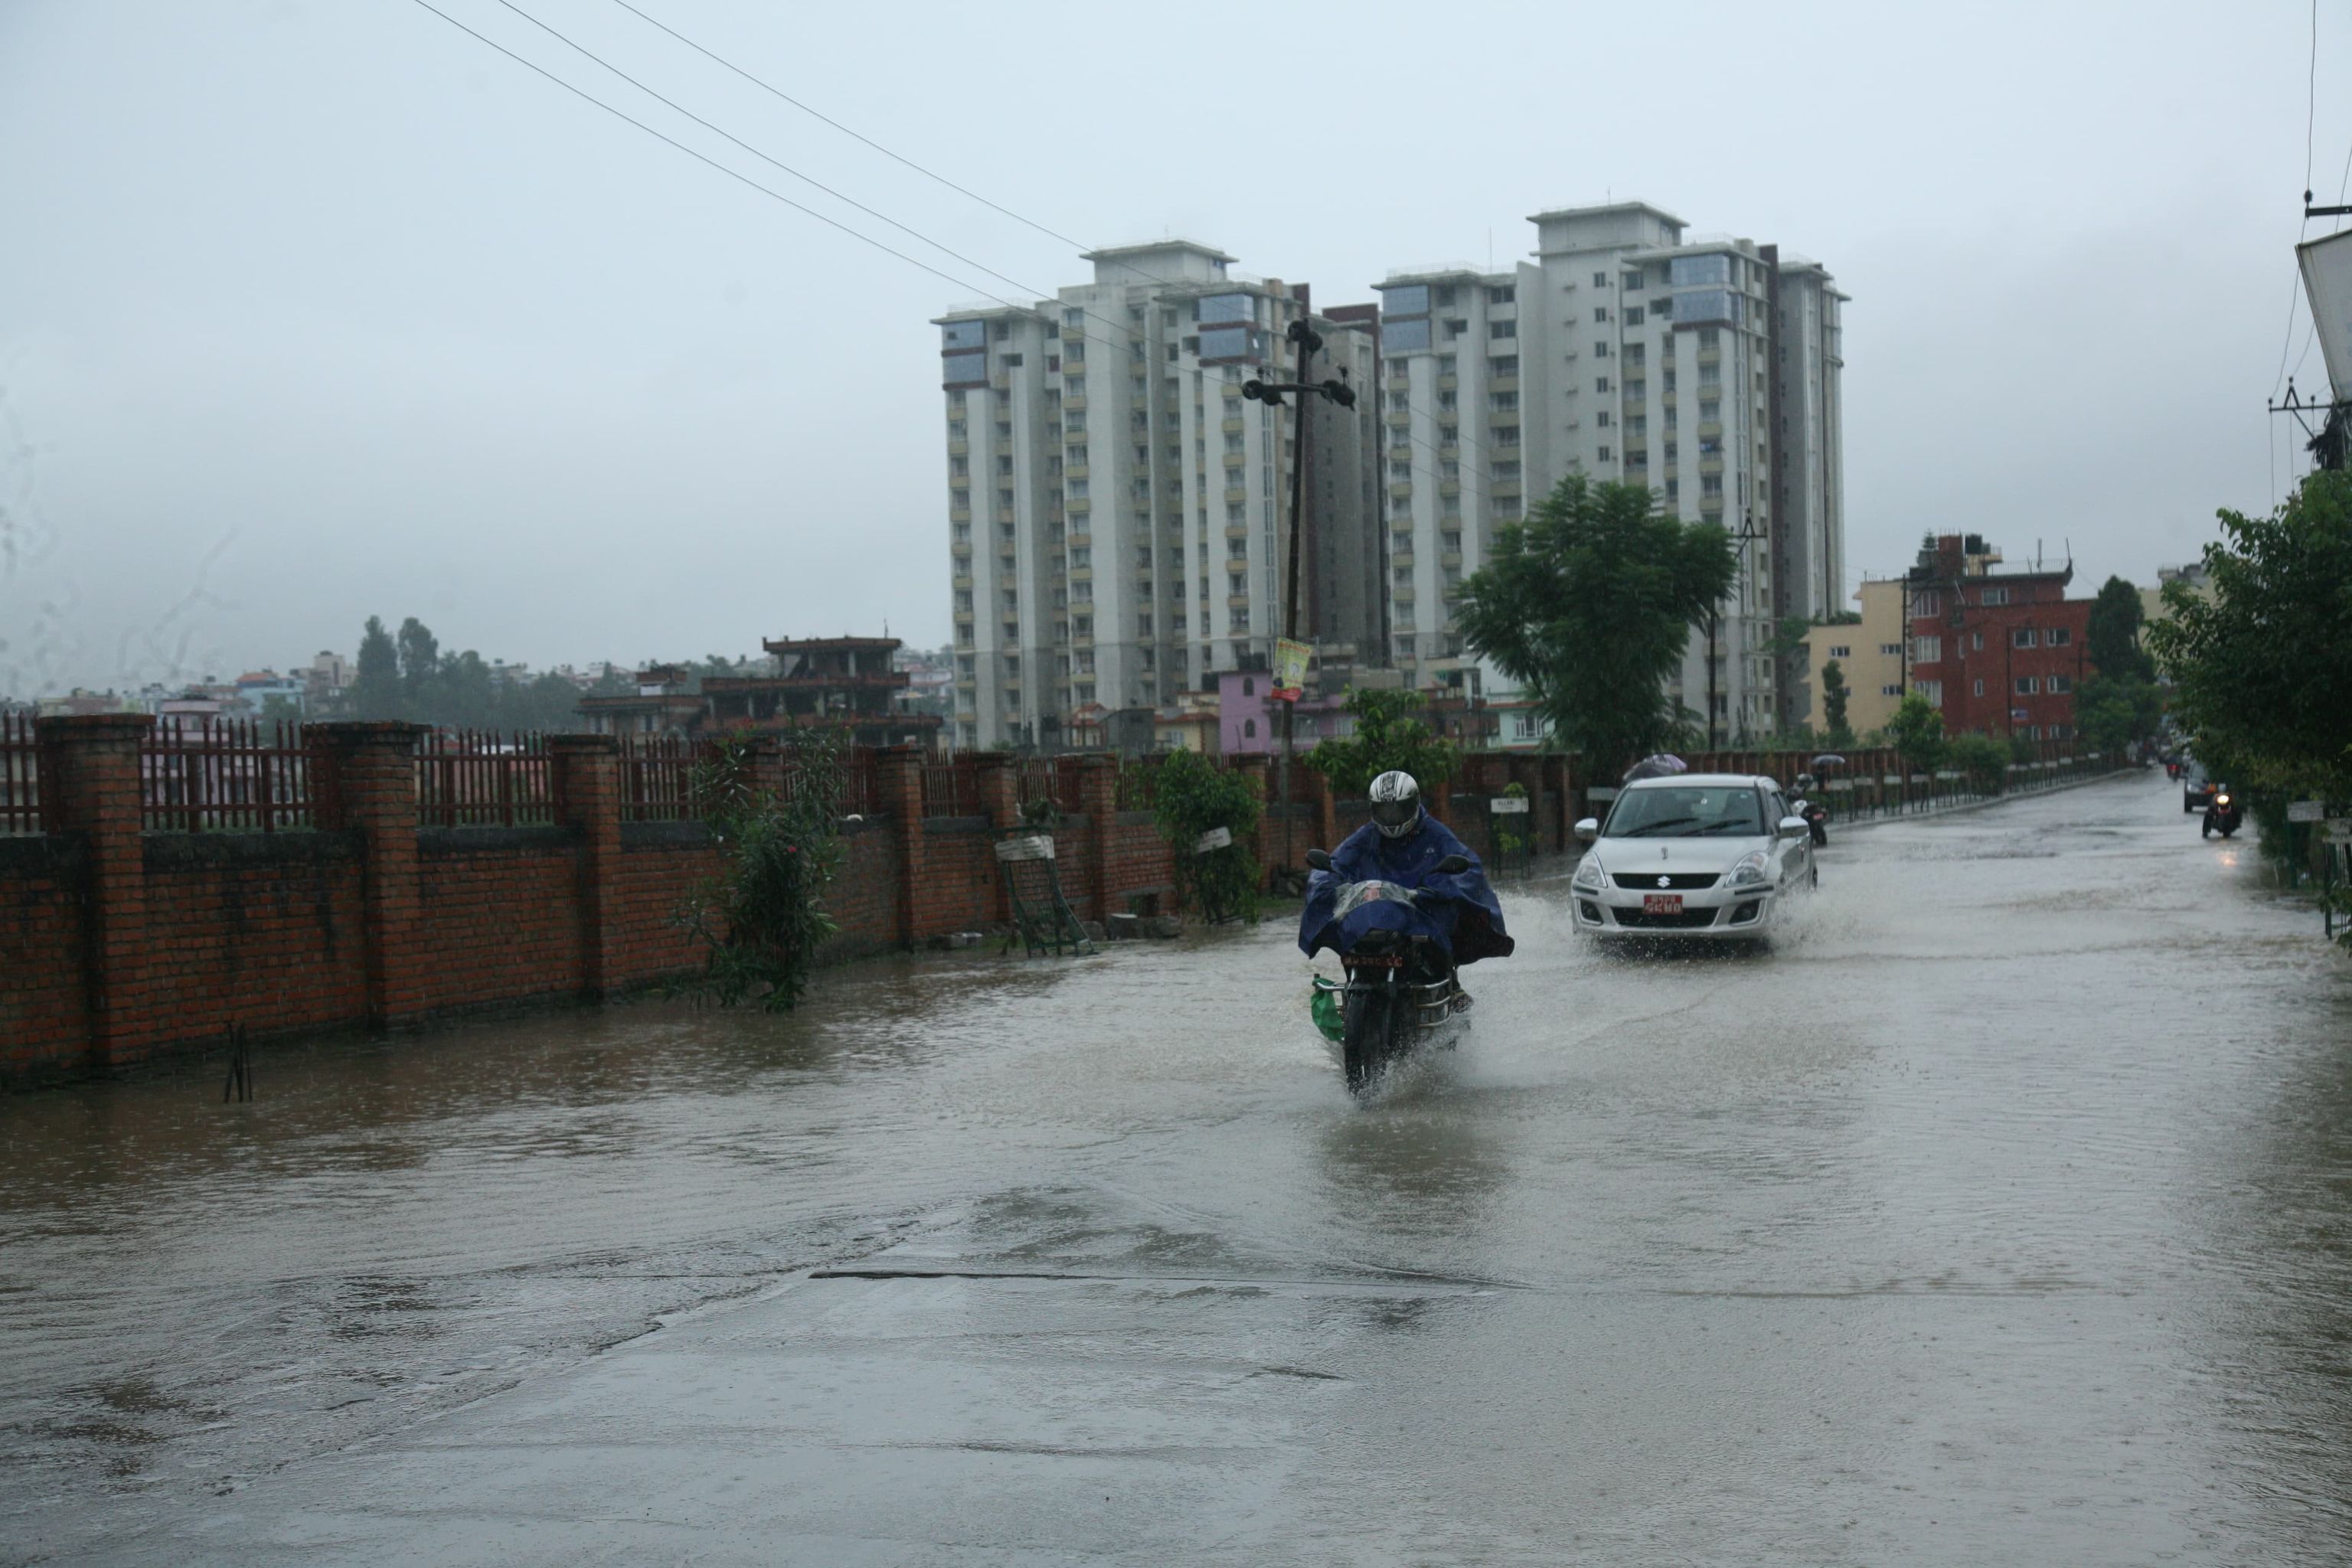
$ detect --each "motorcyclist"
[1298,770,1514,965]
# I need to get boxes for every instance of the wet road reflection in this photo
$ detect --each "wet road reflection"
[4,773,2350,1564]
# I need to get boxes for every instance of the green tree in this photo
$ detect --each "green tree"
[1452,474,1737,776]
[1303,688,1460,798]
[257,692,303,727]
[1149,749,1261,923]
[396,617,440,697]
[1947,732,2009,793]
[2148,470,2352,801]
[1886,691,1946,773]
[352,616,401,720]
[2087,574,2155,684]
[673,730,846,1011]
[2076,673,2163,756]
[1819,659,1853,748]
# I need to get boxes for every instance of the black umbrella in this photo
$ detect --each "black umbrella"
[1811,753,1847,769]
[1622,753,1689,784]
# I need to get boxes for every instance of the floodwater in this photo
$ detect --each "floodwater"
[4,772,2350,1565]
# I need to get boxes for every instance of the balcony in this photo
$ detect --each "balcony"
[995,505,1015,524]
[1386,408,1412,426]
[1067,497,1091,514]
[1699,458,1724,477]
[1223,451,1245,469]
[996,439,1013,457]
[1393,584,1416,602]
[1489,410,1521,429]
[952,572,973,590]
[1440,480,1462,498]
[1697,421,1723,440]
[1226,523,1250,539]
[1223,416,1245,434]
[1221,381,1243,399]
[1440,550,1462,567]
[948,438,969,456]
[1489,375,1518,394]
[1389,481,1413,499]
[1063,394,1087,412]
[950,505,972,524]
[949,473,970,490]
[1491,479,1523,498]
[954,609,974,624]
[1225,485,1248,505]
[1438,374,1458,391]
[1069,564,1093,581]
[1064,463,1088,482]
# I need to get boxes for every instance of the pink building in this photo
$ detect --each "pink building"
[1217,670,1354,756]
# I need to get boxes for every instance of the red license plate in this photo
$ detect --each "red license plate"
[1348,954,1406,969]
[1642,894,1684,915]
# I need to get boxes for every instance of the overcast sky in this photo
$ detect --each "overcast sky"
[2,0,2342,697]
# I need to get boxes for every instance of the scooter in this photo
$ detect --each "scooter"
[1791,773,1831,848]
[1304,848,1475,1096]
[2201,786,2243,839]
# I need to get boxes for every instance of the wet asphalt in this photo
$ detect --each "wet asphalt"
[4,770,2350,1565]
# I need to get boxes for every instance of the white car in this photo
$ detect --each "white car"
[1571,773,1815,942]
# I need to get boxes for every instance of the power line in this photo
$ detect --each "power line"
[402,0,1030,313]
[485,0,1059,309]
[2275,0,2321,398]
[608,0,1096,257]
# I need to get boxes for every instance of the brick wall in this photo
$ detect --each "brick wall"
[0,838,91,1076]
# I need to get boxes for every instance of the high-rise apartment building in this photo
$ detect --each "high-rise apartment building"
[935,241,1379,751]
[1376,202,1847,742]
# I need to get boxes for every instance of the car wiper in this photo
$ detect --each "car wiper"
[1619,815,1699,836]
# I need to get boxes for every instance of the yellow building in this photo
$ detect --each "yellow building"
[1795,577,1907,739]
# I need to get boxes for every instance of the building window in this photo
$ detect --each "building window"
[1972,678,1984,697]
[1487,285,1515,305]
[1488,319,1517,339]
[1490,391,1518,411]
[1912,590,1940,616]
[1980,586,2010,606]
[1879,642,1903,657]
[1596,445,1612,462]
[1243,718,1256,738]
[1880,684,1902,697]
[1242,676,1254,697]
[1828,645,1851,659]
[1592,340,1611,357]
[2015,675,2040,695]
[1592,270,1609,287]
[2012,627,2039,648]
[2049,673,2073,693]
[1915,680,1942,707]
[1625,306,1645,326]
[2047,626,2072,646]
[1489,356,1518,377]
[1913,635,1942,664]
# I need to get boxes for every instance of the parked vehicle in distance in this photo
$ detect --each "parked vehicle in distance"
[1571,773,1815,944]
[2182,761,2218,814]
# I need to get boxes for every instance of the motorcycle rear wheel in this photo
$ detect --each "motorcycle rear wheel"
[1341,990,1394,1096]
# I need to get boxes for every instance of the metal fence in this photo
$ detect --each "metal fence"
[621,734,704,822]
[140,717,316,833]
[1,710,39,835]
[416,730,554,828]
[921,758,980,818]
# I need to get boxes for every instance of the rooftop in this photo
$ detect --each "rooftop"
[1079,239,1236,265]
[1525,198,1687,227]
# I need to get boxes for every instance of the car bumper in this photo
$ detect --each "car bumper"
[1572,882,1779,938]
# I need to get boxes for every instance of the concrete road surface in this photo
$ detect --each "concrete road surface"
[5,771,2350,1565]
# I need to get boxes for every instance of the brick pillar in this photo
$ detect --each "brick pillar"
[312,722,428,1027]
[1075,754,1118,920]
[37,714,154,1072]
[874,745,926,947]
[549,734,622,997]
[1233,756,1273,876]
[972,753,1018,923]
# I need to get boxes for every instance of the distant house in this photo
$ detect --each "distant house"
[579,638,946,750]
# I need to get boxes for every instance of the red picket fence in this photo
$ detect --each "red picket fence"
[921,757,980,818]
[139,716,315,833]
[1,710,41,835]
[416,730,553,828]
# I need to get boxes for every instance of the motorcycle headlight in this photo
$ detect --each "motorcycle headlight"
[1729,851,1769,887]
[1573,857,1604,890]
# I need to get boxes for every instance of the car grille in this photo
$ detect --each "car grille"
[1612,871,1720,890]
[1612,906,1720,930]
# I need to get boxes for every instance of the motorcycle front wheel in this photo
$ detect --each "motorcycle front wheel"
[1341,988,1395,1096]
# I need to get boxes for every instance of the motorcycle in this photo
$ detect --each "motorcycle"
[1301,844,1510,1096]
[1304,849,1472,1094]
[1791,771,1831,848]
[2201,786,2243,839]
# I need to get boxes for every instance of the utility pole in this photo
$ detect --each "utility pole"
[1244,315,1357,861]
[1704,511,1769,750]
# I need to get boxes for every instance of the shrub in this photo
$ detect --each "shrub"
[673,730,846,1011]
[1151,750,1261,923]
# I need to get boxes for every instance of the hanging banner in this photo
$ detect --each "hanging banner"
[2298,229,2352,401]
[1271,639,1312,701]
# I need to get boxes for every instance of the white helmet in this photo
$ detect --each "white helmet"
[1367,770,1422,839]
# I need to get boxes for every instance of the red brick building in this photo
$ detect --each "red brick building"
[1903,534,2092,742]
[580,639,946,750]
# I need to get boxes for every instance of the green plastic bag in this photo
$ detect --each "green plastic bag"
[1310,978,1345,1043]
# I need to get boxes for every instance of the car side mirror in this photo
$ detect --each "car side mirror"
[1574,817,1599,844]
[1304,848,1333,872]
[1776,815,1810,839]
[1434,854,1471,875]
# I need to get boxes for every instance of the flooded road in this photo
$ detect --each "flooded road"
[6,770,2352,1564]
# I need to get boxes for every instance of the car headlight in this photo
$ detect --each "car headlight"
[1729,851,1769,887]
[1573,856,1604,890]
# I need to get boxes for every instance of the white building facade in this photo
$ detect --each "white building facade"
[936,241,1379,751]
[1376,202,1846,743]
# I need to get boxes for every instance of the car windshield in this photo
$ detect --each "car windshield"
[1606,786,1764,838]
